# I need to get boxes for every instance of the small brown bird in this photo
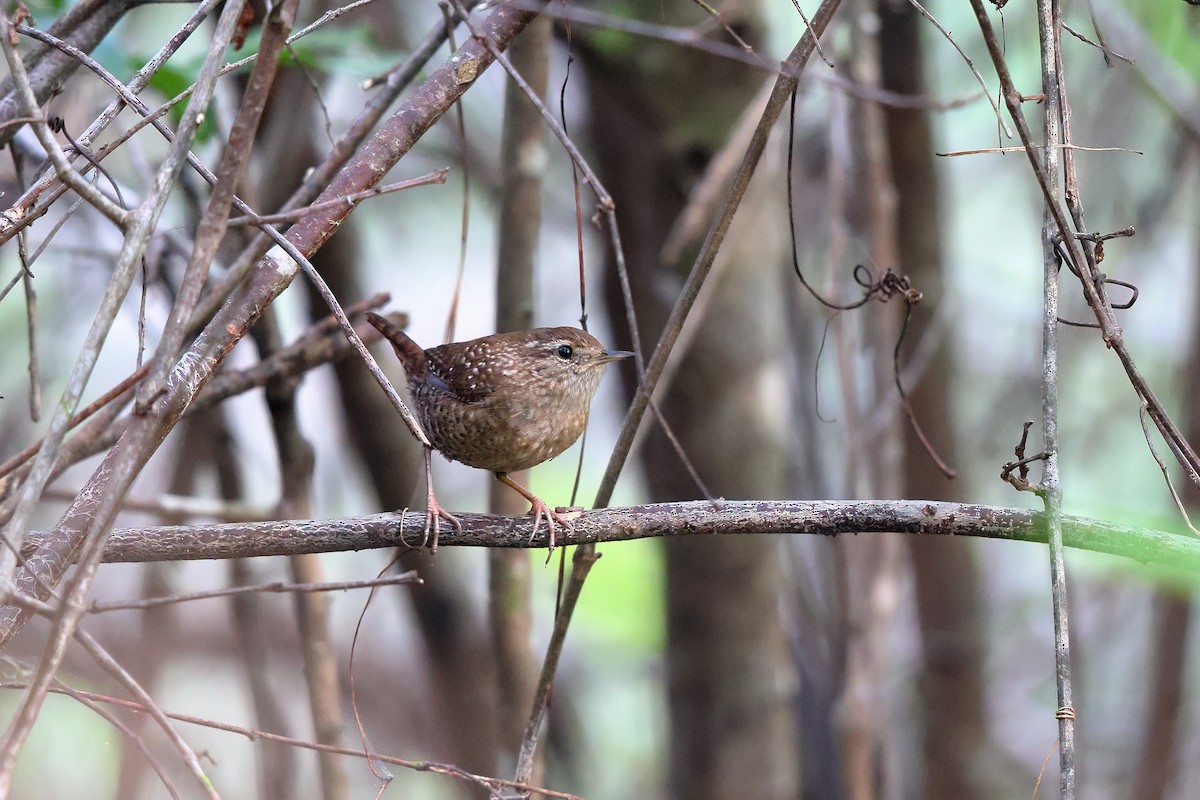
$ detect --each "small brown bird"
[367,312,632,552]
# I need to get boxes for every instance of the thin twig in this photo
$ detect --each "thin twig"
[903,0,1013,137]
[446,0,612,211]
[226,170,448,226]
[937,144,1141,157]
[0,5,253,788]
[89,571,423,613]
[594,0,843,509]
[16,212,40,424]
[0,682,584,800]
[1139,403,1200,537]
[967,0,1200,491]
[1061,21,1131,65]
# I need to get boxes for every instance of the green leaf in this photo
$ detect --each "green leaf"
[142,58,217,145]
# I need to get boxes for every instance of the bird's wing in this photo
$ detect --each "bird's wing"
[423,347,498,404]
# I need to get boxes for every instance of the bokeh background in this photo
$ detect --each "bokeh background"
[1,0,1199,798]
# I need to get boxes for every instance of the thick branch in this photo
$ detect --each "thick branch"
[0,0,142,146]
[22,500,1199,571]
[0,0,546,646]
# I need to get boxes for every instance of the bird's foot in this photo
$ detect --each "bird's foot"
[528,498,578,560]
[418,446,460,555]
[424,492,462,555]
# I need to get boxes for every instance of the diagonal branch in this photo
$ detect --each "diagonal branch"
[0,5,253,784]
[136,0,299,409]
[0,0,550,649]
[593,0,842,508]
[0,0,143,146]
[966,0,1200,489]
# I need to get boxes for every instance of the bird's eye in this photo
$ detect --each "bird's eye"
[556,344,574,360]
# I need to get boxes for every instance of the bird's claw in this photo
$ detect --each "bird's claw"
[528,499,578,561]
[424,494,462,555]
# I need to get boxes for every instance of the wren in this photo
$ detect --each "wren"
[366,312,633,551]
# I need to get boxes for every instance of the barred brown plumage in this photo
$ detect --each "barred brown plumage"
[366,312,632,552]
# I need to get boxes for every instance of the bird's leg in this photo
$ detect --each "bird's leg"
[423,446,461,553]
[495,472,575,554]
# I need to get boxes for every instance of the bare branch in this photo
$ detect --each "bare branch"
[0,15,129,226]
[0,3,254,786]
[16,500,1198,571]
[88,572,423,614]
[136,0,300,410]
[0,683,583,800]
[0,1,223,244]
[594,0,843,508]
[966,0,1200,488]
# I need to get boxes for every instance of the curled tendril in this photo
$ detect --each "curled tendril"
[1052,234,1139,328]
[803,261,955,477]
[45,115,125,209]
[855,264,924,305]
[786,88,951,477]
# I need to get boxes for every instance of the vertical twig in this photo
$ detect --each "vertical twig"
[1035,1,1076,795]
[18,236,40,424]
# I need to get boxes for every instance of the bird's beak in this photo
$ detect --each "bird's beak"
[598,349,635,364]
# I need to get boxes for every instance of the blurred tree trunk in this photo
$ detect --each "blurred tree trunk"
[579,4,800,798]
[113,412,221,799]
[489,15,550,780]
[834,14,906,800]
[1128,181,1200,800]
[1130,592,1190,800]
[875,4,992,798]
[256,60,496,794]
